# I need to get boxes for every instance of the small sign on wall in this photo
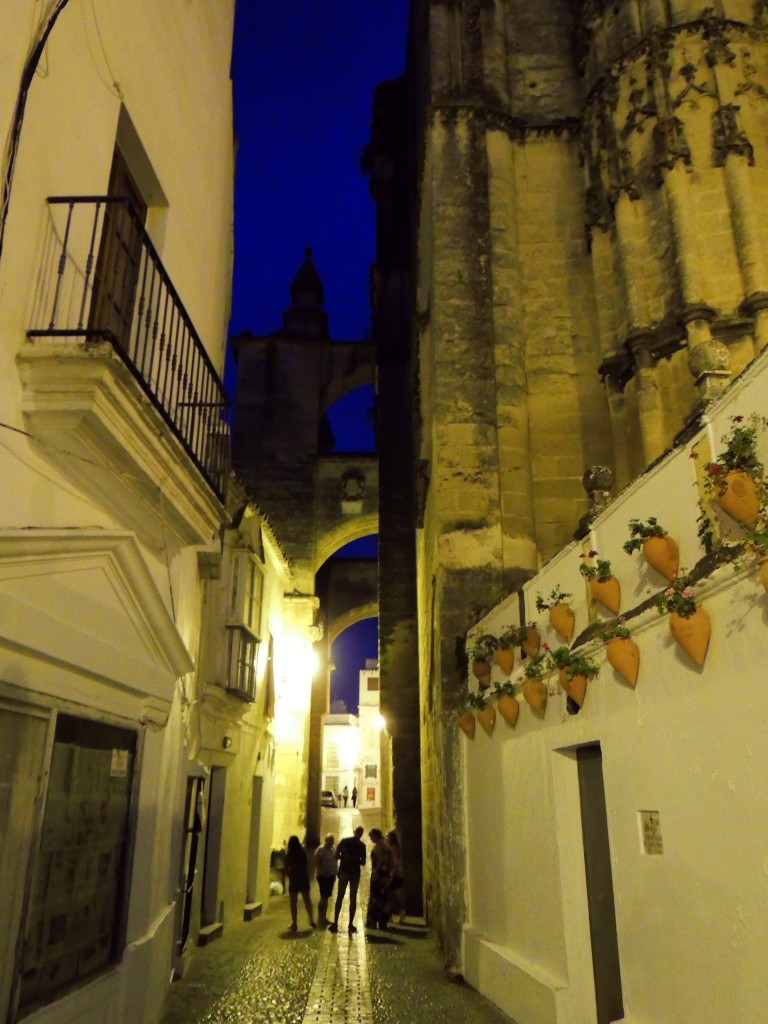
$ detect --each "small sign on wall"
[639,810,663,855]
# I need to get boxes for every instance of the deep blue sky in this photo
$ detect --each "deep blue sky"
[230,1,409,340]
[230,1,408,712]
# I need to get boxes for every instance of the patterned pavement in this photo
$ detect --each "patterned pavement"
[161,866,514,1024]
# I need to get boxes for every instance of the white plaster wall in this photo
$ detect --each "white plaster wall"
[0,3,235,1021]
[463,350,768,1024]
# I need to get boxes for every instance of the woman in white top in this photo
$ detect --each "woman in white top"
[314,833,337,927]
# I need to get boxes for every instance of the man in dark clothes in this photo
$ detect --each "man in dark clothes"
[328,826,366,934]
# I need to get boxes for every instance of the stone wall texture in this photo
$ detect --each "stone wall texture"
[390,0,768,972]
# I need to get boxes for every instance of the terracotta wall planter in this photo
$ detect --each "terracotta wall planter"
[476,705,496,737]
[548,602,575,642]
[589,575,621,614]
[472,658,492,688]
[642,534,679,580]
[494,646,515,675]
[457,711,476,739]
[716,469,761,524]
[522,626,541,658]
[497,693,520,728]
[670,607,711,666]
[558,669,588,707]
[522,678,547,717]
[606,636,640,686]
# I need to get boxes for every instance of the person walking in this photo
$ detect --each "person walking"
[386,830,406,923]
[351,785,357,807]
[329,825,366,934]
[366,828,395,930]
[314,833,337,928]
[285,835,316,932]
[342,785,349,807]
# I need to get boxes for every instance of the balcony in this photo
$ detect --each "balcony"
[19,196,230,548]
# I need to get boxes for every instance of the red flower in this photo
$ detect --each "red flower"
[708,464,720,475]
[732,415,744,423]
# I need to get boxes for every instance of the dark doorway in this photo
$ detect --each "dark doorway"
[90,147,147,348]
[177,775,204,957]
[200,767,226,927]
[577,744,624,1024]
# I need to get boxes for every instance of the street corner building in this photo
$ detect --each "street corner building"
[0,4,315,1024]
[367,3,768,1024]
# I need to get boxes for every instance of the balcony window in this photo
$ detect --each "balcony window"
[226,627,258,700]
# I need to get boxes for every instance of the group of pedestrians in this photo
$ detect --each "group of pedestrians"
[282,826,405,934]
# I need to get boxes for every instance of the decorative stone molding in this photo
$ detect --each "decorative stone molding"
[652,116,692,178]
[17,339,225,551]
[0,529,193,700]
[712,103,755,165]
[430,102,581,141]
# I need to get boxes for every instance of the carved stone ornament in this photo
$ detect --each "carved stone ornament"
[702,12,737,67]
[653,116,692,178]
[687,338,730,380]
[713,103,755,166]
[341,469,365,502]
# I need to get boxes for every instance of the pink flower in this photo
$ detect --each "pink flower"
[618,616,626,624]
[682,587,694,598]
[664,588,675,596]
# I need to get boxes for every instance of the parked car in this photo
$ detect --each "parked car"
[321,790,337,807]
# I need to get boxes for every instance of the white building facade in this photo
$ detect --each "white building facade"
[0,4,236,1023]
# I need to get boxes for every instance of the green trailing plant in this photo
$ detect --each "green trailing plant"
[492,679,517,698]
[579,550,613,581]
[702,414,767,481]
[535,585,571,612]
[497,624,528,648]
[623,517,667,554]
[655,578,697,618]
[466,632,498,663]
[522,650,549,680]
[595,616,631,642]
[547,646,600,681]
[467,689,490,709]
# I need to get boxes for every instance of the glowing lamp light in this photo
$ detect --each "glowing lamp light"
[373,713,386,732]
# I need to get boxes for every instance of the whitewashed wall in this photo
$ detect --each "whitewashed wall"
[462,350,768,1024]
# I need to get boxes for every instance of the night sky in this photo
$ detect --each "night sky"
[230,1,409,712]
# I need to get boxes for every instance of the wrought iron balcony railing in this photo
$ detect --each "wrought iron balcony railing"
[28,196,230,500]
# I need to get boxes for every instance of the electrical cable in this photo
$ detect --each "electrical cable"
[0,0,73,268]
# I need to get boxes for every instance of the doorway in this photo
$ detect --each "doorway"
[245,776,263,905]
[200,767,226,927]
[577,744,624,1024]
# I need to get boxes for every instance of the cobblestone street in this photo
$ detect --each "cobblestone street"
[160,875,514,1024]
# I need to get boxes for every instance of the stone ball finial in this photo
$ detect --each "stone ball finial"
[582,465,613,495]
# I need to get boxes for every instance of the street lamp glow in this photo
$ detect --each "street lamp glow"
[373,713,386,732]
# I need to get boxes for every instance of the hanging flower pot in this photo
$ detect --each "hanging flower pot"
[580,552,620,614]
[558,669,588,707]
[715,469,761,524]
[548,602,575,643]
[472,659,492,688]
[457,711,476,739]
[669,608,711,667]
[476,705,496,737]
[522,625,541,659]
[589,576,621,614]
[496,693,520,728]
[642,535,679,581]
[606,636,640,687]
[494,646,515,675]
[522,678,547,717]
[624,519,678,581]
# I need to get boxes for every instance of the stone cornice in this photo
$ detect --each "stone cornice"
[429,101,581,141]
